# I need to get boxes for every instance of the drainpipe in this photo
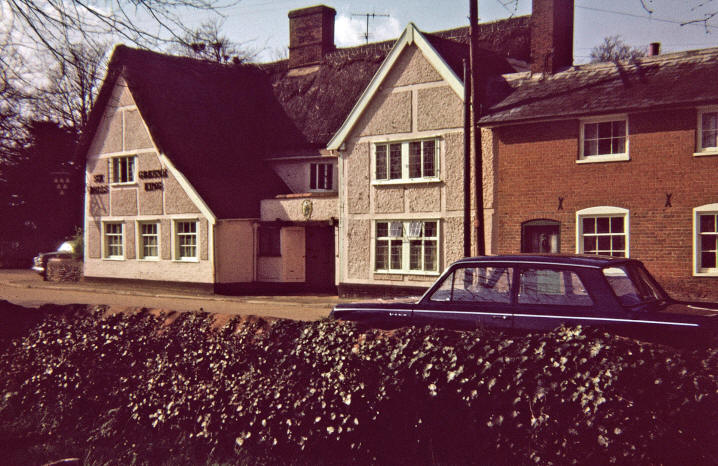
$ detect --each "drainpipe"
[470,0,486,256]
[463,59,472,257]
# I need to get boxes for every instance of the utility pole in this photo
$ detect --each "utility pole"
[351,12,390,44]
[470,0,486,256]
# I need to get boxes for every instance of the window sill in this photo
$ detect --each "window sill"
[110,182,138,188]
[372,178,441,186]
[576,154,630,164]
[103,257,125,261]
[172,258,199,263]
[693,270,718,277]
[138,257,160,262]
[693,150,718,157]
[375,270,440,276]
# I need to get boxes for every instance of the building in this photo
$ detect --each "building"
[480,2,718,298]
[80,4,533,294]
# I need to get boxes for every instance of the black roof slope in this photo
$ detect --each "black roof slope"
[480,47,718,125]
[81,16,531,219]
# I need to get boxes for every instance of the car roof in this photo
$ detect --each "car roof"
[453,254,635,268]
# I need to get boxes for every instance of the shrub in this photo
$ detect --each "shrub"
[0,301,717,465]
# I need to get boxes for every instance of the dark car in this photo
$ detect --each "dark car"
[32,241,76,277]
[331,255,718,344]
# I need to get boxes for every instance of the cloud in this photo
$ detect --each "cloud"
[335,14,402,47]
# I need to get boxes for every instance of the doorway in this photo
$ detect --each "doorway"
[521,220,560,253]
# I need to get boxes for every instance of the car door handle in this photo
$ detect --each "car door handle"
[491,315,509,320]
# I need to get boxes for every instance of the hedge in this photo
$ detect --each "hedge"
[0,300,717,465]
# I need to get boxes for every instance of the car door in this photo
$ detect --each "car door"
[512,266,598,331]
[413,264,515,330]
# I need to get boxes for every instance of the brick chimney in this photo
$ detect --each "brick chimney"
[288,5,336,69]
[530,0,574,74]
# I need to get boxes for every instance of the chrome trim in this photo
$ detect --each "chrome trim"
[414,309,511,317]
[512,313,699,327]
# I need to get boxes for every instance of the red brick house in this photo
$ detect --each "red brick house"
[480,0,718,298]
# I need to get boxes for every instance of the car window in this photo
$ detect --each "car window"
[518,268,593,306]
[429,266,513,303]
[603,265,666,307]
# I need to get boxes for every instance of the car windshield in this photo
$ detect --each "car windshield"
[602,263,667,308]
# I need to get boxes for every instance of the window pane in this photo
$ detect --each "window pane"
[584,139,597,156]
[703,112,718,131]
[444,267,513,303]
[409,142,421,178]
[612,136,626,154]
[610,216,624,233]
[390,240,402,269]
[376,240,388,269]
[326,164,333,190]
[700,214,716,233]
[598,236,610,251]
[583,217,595,234]
[584,123,597,139]
[598,121,612,137]
[701,252,716,269]
[583,236,597,253]
[598,138,612,155]
[519,269,593,306]
[375,145,387,179]
[612,235,625,252]
[701,234,717,252]
[410,240,422,270]
[703,130,717,149]
[596,217,610,234]
[376,222,388,237]
[612,120,626,137]
[423,140,436,177]
[389,144,402,179]
[389,222,403,238]
[424,221,437,238]
[310,163,317,189]
[424,240,437,271]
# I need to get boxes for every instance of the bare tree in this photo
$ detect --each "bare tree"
[2,0,238,59]
[174,18,255,64]
[590,35,646,63]
[36,42,109,130]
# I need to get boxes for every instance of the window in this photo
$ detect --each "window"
[576,207,629,257]
[694,204,718,275]
[139,222,159,259]
[374,139,439,182]
[104,222,124,259]
[579,116,628,162]
[110,156,136,184]
[697,108,718,155]
[518,268,593,306]
[259,226,281,257]
[375,220,438,274]
[174,221,198,260]
[429,266,513,303]
[310,163,333,190]
[603,265,666,307]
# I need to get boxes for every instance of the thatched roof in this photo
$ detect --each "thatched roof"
[480,46,718,125]
[82,15,531,219]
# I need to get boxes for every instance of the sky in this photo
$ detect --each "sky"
[201,0,718,63]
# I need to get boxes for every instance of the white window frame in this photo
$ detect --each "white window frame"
[137,221,160,260]
[173,219,199,262]
[372,138,440,185]
[578,115,630,163]
[576,206,630,257]
[109,155,137,185]
[693,204,718,276]
[695,107,718,156]
[374,219,440,275]
[309,162,334,191]
[102,221,124,260]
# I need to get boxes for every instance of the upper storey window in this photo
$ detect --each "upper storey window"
[310,163,333,191]
[697,108,718,155]
[110,155,136,184]
[374,139,439,183]
[579,116,629,163]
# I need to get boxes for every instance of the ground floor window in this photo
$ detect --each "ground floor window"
[375,220,438,273]
[576,207,628,257]
[139,222,159,259]
[104,222,124,259]
[694,204,718,275]
[175,220,198,260]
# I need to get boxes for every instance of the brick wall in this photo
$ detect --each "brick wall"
[494,108,718,299]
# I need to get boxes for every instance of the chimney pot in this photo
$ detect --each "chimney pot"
[649,42,660,56]
[288,5,336,69]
